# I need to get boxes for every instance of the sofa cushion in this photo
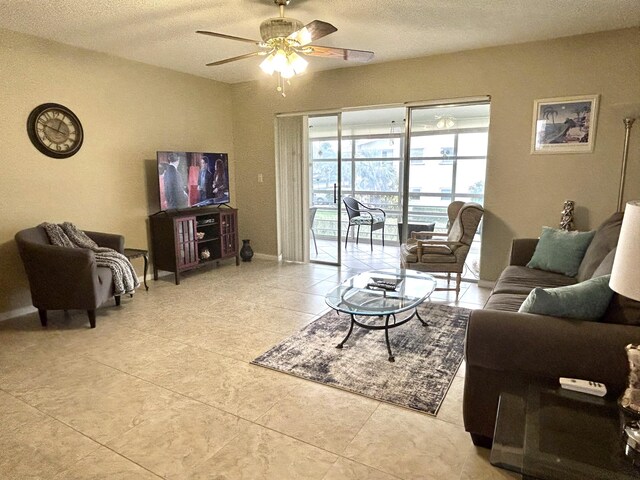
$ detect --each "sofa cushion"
[351,213,385,225]
[484,293,530,312]
[577,212,623,282]
[421,252,457,263]
[405,243,452,255]
[493,265,577,295]
[527,227,595,277]
[518,275,614,320]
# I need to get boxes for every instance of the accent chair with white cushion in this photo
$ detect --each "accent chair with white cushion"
[400,202,484,300]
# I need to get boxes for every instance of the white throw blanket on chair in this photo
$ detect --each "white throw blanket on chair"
[41,222,140,295]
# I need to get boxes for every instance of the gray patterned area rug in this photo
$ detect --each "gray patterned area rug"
[252,303,470,416]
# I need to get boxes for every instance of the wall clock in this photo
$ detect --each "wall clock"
[27,103,84,158]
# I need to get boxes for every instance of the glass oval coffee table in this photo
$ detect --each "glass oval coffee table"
[325,268,437,362]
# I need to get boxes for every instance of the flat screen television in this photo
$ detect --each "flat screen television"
[156,151,230,210]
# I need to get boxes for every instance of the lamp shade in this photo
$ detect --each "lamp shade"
[610,200,640,301]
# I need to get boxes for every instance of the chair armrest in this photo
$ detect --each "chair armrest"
[366,207,386,218]
[410,231,433,240]
[17,242,101,309]
[411,231,447,239]
[465,309,640,389]
[417,239,463,246]
[416,240,463,256]
[353,198,385,217]
[509,238,539,266]
[85,231,124,253]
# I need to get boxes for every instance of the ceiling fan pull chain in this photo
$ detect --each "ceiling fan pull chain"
[277,73,286,97]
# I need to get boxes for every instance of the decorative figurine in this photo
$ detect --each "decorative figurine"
[621,344,640,414]
[560,200,575,231]
[621,344,640,460]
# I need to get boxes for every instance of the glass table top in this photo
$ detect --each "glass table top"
[325,268,436,316]
[491,384,640,480]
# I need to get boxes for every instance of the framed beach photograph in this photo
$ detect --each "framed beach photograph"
[531,94,599,154]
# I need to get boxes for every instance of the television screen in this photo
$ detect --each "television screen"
[157,151,230,210]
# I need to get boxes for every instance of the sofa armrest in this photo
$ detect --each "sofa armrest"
[465,309,640,390]
[509,238,539,266]
[85,231,124,253]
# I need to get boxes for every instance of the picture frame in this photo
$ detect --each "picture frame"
[531,94,599,154]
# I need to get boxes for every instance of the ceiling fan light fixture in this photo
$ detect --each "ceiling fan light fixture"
[436,115,456,129]
[288,51,308,74]
[272,49,289,70]
[280,64,296,79]
[198,0,373,97]
[260,55,276,75]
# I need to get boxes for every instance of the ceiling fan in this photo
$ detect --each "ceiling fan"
[196,0,374,95]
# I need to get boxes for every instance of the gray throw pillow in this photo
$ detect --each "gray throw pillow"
[576,212,623,282]
[592,248,616,278]
[527,227,596,277]
[518,275,614,320]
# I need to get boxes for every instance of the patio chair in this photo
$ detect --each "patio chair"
[400,201,484,300]
[343,196,386,250]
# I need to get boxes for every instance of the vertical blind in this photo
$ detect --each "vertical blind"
[275,116,306,262]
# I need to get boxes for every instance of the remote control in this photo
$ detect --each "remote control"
[366,282,396,291]
[559,377,607,397]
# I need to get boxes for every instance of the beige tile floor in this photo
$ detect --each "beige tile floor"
[0,259,518,479]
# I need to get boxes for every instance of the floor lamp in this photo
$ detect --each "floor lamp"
[617,116,637,212]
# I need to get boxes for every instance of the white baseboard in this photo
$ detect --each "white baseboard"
[0,305,37,322]
[252,253,281,262]
[1,272,154,323]
[478,279,495,289]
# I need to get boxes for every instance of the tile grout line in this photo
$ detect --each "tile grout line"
[0,385,164,479]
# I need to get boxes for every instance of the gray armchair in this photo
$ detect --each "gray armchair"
[15,226,125,328]
[400,202,484,299]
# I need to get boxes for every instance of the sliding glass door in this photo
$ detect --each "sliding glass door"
[308,114,342,265]
[404,102,490,278]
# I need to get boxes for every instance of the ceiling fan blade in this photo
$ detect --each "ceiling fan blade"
[206,52,263,66]
[196,30,262,45]
[304,46,374,62]
[288,20,337,46]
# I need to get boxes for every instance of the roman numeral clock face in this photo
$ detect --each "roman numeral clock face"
[27,103,84,158]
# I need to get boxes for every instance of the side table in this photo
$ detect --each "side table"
[124,248,149,291]
[490,384,640,479]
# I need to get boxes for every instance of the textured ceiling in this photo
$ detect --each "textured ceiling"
[1,0,638,84]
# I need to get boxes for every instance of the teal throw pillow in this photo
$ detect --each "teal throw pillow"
[518,274,614,320]
[527,227,596,277]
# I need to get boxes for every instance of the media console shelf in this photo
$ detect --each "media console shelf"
[149,207,239,285]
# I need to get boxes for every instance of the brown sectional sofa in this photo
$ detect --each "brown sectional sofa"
[463,213,640,448]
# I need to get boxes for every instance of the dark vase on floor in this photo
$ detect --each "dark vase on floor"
[240,239,254,262]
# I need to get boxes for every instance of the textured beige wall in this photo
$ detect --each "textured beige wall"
[0,28,234,316]
[231,28,640,281]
